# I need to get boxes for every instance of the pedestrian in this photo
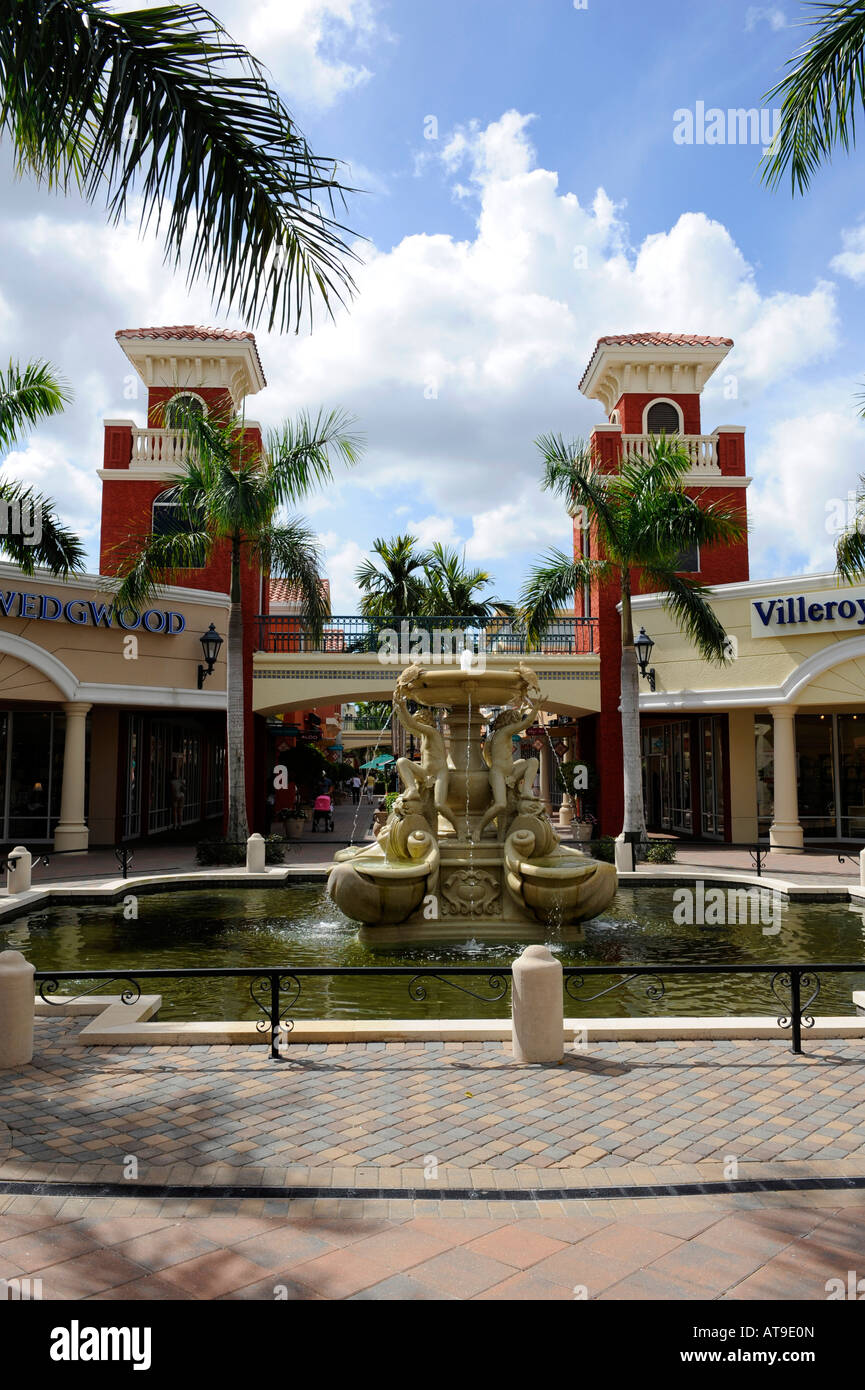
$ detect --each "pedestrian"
[365,772,376,803]
[350,772,362,804]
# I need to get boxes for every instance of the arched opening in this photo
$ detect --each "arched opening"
[644,398,683,435]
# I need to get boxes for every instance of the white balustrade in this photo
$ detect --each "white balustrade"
[621,434,719,470]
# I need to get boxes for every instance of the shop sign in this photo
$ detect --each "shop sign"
[751,588,865,639]
[0,590,186,634]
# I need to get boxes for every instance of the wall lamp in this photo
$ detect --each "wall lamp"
[198,623,224,689]
[634,626,656,692]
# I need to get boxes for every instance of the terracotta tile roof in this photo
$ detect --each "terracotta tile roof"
[580,333,733,389]
[116,325,256,342]
[115,325,266,389]
[269,578,331,607]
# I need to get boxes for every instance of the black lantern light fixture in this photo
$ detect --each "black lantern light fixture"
[197,623,224,689]
[634,626,656,692]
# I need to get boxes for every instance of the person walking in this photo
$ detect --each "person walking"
[350,773,361,804]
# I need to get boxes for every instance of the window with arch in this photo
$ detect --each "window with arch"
[164,392,207,428]
[645,400,682,435]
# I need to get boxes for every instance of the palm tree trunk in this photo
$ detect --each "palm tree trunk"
[226,537,249,843]
[619,575,646,843]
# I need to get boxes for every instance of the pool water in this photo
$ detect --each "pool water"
[2,886,864,1021]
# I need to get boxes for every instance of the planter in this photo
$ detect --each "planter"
[284,819,306,839]
[573,822,593,842]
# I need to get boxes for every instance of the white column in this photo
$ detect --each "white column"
[53,702,92,853]
[539,738,553,811]
[769,704,803,852]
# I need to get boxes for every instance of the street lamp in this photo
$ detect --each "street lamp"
[634,626,656,692]
[197,623,224,689]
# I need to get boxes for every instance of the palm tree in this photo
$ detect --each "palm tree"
[0,359,84,575]
[421,542,513,618]
[113,404,363,841]
[520,436,744,847]
[761,1,865,194]
[0,0,358,330]
[355,534,431,618]
[835,474,865,579]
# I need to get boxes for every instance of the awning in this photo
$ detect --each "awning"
[360,753,395,770]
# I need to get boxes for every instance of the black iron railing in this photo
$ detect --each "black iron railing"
[34,961,865,1059]
[256,614,599,656]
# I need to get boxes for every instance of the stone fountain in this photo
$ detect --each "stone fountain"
[327,663,617,935]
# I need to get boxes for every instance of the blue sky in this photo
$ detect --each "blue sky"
[2,0,865,609]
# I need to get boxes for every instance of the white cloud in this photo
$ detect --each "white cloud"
[745,6,787,31]
[317,532,366,612]
[749,404,865,578]
[109,0,385,112]
[831,222,865,284]
[407,515,462,550]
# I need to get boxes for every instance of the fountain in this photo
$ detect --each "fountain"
[327,662,617,935]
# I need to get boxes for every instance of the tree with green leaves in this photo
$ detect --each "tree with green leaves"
[113,403,363,841]
[761,1,865,195]
[422,542,513,618]
[355,534,431,618]
[0,359,84,575]
[0,0,358,330]
[520,436,745,845]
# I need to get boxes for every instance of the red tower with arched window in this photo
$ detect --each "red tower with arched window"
[577,333,750,838]
[99,326,271,831]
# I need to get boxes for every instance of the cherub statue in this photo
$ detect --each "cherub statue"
[394,695,458,834]
[394,662,424,698]
[477,694,541,839]
[515,662,541,704]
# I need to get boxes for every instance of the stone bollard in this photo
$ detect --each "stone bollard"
[860,847,865,887]
[6,847,31,895]
[246,833,267,873]
[614,834,635,873]
[511,945,563,1063]
[0,950,35,1067]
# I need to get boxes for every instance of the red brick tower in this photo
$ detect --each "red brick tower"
[99,326,269,830]
[577,333,750,836]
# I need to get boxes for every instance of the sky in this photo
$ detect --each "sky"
[2,0,865,610]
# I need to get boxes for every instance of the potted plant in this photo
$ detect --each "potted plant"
[573,810,597,843]
[280,806,308,839]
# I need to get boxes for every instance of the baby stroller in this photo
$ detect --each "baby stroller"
[312,793,334,832]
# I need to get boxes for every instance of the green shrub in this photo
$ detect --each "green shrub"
[196,835,286,866]
[384,792,400,814]
[643,840,677,865]
[592,836,616,863]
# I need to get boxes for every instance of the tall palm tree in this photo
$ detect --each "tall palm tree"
[113,404,363,842]
[0,359,84,575]
[421,542,513,618]
[355,534,431,618]
[521,436,744,846]
[0,0,358,330]
[761,1,865,194]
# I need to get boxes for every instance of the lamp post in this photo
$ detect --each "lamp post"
[634,626,656,692]
[197,623,224,689]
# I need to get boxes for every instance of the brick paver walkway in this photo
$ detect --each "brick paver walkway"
[2,1188,864,1300]
[3,1021,865,1177]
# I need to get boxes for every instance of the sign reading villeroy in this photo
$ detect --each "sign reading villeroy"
[751,588,865,639]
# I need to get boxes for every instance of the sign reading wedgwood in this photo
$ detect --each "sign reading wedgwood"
[0,590,186,634]
[751,588,865,639]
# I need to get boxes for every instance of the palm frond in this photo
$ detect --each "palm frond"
[519,550,610,645]
[642,567,732,665]
[0,358,71,451]
[0,478,84,576]
[265,408,363,507]
[534,432,619,547]
[253,518,328,634]
[112,527,214,610]
[760,0,865,193]
[836,507,865,581]
[0,0,360,329]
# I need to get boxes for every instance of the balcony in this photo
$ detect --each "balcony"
[131,427,191,469]
[256,614,599,656]
[621,433,719,470]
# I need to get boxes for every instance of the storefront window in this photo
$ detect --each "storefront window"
[0,710,79,843]
[700,716,726,838]
[755,712,773,836]
[796,714,836,838]
[837,714,865,839]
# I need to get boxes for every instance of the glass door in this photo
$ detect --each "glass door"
[699,716,726,838]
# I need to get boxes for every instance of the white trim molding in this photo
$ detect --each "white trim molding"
[0,631,226,708]
[638,632,865,713]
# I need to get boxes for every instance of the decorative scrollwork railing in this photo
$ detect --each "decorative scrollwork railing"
[30,960,865,1058]
[38,976,142,1007]
[564,971,666,1006]
[408,972,510,1005]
